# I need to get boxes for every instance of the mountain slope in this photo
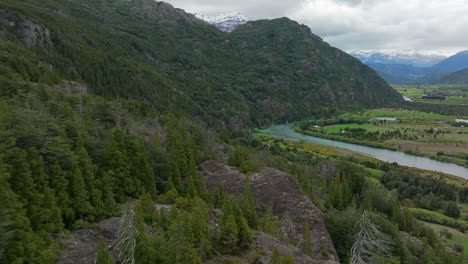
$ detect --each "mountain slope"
[432,50,468,72]
[441,68,468,84]
[0,0,402,129]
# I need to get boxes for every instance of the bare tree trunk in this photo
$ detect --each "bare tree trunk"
[116,206,138,264]
[350,211,390,264]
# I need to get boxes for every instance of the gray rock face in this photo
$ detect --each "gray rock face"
[0,9,52,48]
[55,217,121,264]
[199,160,339,263]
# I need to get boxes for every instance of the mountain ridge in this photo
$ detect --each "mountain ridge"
[0,0,403,129]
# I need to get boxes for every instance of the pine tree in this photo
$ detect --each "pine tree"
[190,198,212,258]
[134,201,159,264]
[105,130,135,202]
[77,146,104,219]
[125,134,157,198]
[70,165,94,220]
[260,206,282,238]
[165,210,202,264]
[186,175,198,199]
[99,170,117,217]
[240,178,257,229]
[0,161,59,264]
[233,203,253,250]
[219,214,239,254]
[49,163,74,227]
[302,222,313,256]
[137,193,157,225]
[26,148,63,233]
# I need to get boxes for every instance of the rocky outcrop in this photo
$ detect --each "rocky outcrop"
[0,9,52,48]
[198,160,339,263]
[55,217,120,264]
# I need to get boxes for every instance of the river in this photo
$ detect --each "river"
[267,124,468,179]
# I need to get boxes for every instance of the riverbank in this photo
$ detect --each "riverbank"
[293,126,468,169]
[263,124,468,179]
[294,108,468,169]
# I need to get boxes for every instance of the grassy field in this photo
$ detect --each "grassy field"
[297,109,468,167]
[419,220,468,256]
[409,208,468,231]
[394,84,468,105]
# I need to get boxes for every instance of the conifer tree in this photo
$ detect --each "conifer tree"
[233,203,253,250]
[220,214,239,254]
[190,198,212,258]
[186,175,198,199]
[105,130,135,202]
[77,146,104,219]
[96,239,115,264]
[302,222,313,256]
[165,210,202,264]
[240,178,258,229]
[26,148,63,233]
[260,206,282,238]
[49,163,74,226]
[99,170,117,217]
[70,165,94,220]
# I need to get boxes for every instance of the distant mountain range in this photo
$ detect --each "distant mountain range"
[351,50,468,84]
[350,50,447,67]
[432,50,468,72]
[194,12,249,32]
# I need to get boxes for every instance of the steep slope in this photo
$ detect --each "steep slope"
[432,50,468,72]
[0,0,402,130]
[199,160,339,263]
[441,68,468,84]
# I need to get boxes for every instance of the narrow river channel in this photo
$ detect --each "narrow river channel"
[267,124,468,179]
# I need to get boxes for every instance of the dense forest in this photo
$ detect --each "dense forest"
[0,0,402,129]
[0,0,466,263]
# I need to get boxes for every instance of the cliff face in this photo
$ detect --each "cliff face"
[199,160,339,264]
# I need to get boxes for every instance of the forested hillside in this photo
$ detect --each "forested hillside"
[442,68,468,84]
[0,1,463,264]
[0,0,402,129]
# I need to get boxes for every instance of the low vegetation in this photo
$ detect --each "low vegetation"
[295,108,468,167]
[395,84,468,105]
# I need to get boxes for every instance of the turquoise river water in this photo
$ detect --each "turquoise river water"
[267,124,468,179]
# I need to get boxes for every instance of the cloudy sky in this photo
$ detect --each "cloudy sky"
[167,0,468,55]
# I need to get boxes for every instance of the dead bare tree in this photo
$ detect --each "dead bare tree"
[350,211,390,264]
[116,206,138,264]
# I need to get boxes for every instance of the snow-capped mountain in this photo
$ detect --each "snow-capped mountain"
[350,50,448,67]
[194,12,249,32]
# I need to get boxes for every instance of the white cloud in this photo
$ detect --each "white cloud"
[166,0,468,54]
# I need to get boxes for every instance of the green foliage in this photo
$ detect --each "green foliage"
[96,239,115,264]
[302,222,313,256]
[219,193,253,254]
[325,210,360,263]
[259,206,282,238]
[228,146,259,173]
[0,0,401,132]
[239,179,258,229]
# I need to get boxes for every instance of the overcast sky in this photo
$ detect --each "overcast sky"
[166,0,468,55]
